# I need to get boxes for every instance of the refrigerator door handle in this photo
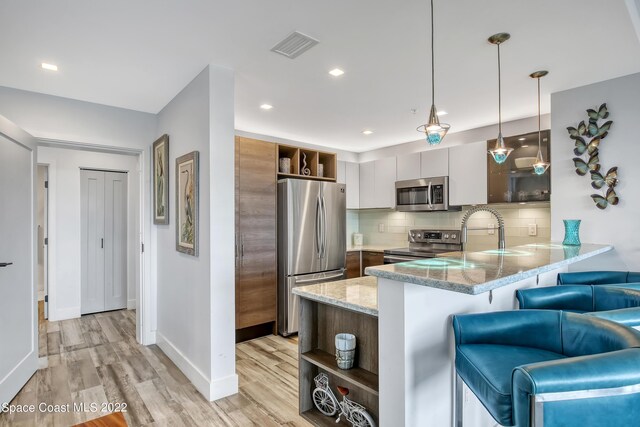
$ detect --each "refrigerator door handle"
[321,195,327,258]
[294,270,346,284]
[315,195,322,258]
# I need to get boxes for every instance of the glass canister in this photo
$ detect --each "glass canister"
[562,219,582,246]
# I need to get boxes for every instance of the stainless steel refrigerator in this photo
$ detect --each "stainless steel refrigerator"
[278,179,346,336]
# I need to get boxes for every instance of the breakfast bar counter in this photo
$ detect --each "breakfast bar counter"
[368,242,611,426]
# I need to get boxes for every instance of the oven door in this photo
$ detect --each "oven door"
[395,177,449,212]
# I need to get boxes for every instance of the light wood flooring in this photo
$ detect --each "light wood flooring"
[1,309,312,427]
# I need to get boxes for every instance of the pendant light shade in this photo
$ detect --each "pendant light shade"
[530,70,550,175]
[487,33,513,164]
[417,0,450,145]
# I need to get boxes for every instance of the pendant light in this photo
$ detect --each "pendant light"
[530,70,550,175]
[416,0,450,145]
[487,33,513,164]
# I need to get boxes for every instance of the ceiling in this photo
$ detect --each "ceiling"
[1,1,639,152]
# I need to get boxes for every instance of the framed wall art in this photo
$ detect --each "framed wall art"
[175,151,199,256]
[152,134,170,224]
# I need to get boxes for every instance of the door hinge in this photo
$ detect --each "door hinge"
[141,243,144,253]
[44,295,48,303]
[44,237,48,245]
[44,181,48,189]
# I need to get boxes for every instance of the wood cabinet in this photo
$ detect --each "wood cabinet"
[346,251,361,279]
[449,140,488,206]
[235,136,277,333]
[361,251,384,276]
[277,144,336,181]
[359,158,396,209]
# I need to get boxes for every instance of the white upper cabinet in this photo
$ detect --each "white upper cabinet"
[345,162,360,209]
[374,157,396,209]
[359,161,375,209]
[337,160,347,184]
[396,153,421,181]
[358,158,396,209]
[421,148,449,178]
[449,140,488,206]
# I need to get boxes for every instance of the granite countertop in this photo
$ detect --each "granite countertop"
[346,245,394,253]
[292,276,378,317]
[365,243,613,295]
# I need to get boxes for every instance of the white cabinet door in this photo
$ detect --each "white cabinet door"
[396,153,421,181]
[359,161,375,209]
[337,160,346,184]
[449,141,488,206]
[345,162,360,209]
[374,157,396,209]
[421,148,449,178]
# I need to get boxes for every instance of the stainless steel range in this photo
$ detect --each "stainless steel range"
[383,229,462,264]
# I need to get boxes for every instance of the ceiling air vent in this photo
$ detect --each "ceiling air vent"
[271,31,319,59]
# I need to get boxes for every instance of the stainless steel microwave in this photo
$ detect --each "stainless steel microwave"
[395,177,458,212]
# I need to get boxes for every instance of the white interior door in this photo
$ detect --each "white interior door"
[104,172,127,311]
[81,170,127,315]
[81,170,106,314]
[0,123,37,405]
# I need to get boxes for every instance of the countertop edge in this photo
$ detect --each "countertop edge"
[365,244,614,295]
[293,287,379,317]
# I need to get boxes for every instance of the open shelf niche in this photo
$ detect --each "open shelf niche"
[277,144,337,181]
[298,299,379,426]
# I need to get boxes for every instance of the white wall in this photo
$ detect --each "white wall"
[155,65,237,401]
[37,146,140,320]
[358,115,550,162]
[551,72,640,271]
[0,86,156,342]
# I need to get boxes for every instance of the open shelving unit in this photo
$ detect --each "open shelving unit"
[277,144,337,182]
[298,299,379,426]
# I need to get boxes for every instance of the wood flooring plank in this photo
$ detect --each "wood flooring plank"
[8,309,313,427]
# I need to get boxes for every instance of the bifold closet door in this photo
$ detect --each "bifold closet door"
[81,170,127,315]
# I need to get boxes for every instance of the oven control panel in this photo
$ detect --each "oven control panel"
[408,229,461,244]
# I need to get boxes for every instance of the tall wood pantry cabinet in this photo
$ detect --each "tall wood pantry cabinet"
[235,137,277,339]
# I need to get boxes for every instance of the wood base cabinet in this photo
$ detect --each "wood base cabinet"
[235,137,277,337]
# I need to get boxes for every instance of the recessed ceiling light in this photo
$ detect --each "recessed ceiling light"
[362,130,373,135]
[522,145,529,148]
[260,104,273,110]
[437,111,448,116]
[41,62,58,71]
[518,137,526,141]
[329,68,344,77]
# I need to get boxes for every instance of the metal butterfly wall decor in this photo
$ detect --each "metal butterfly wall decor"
[566,103,620,210]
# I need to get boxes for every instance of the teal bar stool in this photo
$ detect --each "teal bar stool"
[557,271,640,286]
[452,310,640,426]
[516,285,640,327]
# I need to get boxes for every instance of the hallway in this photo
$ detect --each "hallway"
[1,310,311,426]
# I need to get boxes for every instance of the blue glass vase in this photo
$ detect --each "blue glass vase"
[562,219,582,246]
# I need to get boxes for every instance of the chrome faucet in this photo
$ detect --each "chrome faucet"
[460,205,506,251]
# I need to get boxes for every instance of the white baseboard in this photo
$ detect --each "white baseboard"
[127,299,136,310]
[49,306,81,321]
[156,332,237,401]
[209,373,239,401]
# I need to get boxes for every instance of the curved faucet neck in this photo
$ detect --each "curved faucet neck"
[460,206,506,251]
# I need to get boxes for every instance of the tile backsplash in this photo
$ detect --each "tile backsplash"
[347,204,550,252]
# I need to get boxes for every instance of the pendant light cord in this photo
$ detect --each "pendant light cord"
[430,0,435,106]
[537,77,542,155]
[497,43,502,135]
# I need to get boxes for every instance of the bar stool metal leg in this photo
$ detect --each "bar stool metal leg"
[455,373,464,427]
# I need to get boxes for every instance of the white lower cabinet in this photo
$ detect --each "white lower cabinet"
[449,140,488,206]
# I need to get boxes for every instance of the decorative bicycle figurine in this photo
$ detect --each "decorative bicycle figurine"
[312,373,376,427]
